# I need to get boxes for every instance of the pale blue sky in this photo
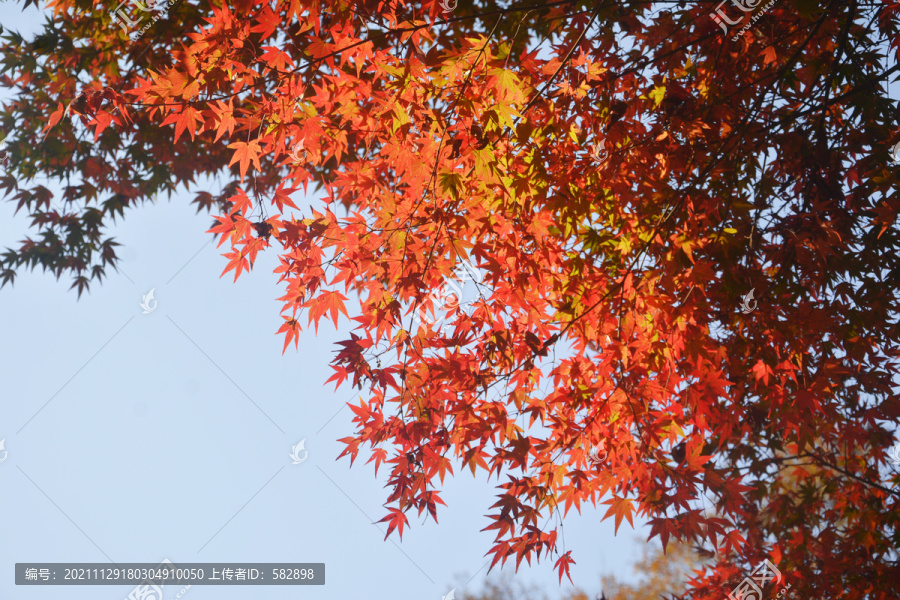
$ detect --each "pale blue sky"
[0,3,651,599]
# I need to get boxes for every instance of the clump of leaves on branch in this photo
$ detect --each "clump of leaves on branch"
[2,0,900,596]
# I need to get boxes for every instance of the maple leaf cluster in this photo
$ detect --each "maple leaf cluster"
[3,0,900,596]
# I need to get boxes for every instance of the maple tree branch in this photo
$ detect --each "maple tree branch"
[477,2,840,444]
[787,62,900,121]
[516,2,603,120]
[130,0,584,110]
[819,0,857,109]
[10,0,900,588]
[568,13,833,339]
[807,452,899,497]
[420,15,505,210]
[383,27,508,415]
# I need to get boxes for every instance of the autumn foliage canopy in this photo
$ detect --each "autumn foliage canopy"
[2,0,900,596]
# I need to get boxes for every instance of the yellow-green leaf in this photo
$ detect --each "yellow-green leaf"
[649,85,666,108]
